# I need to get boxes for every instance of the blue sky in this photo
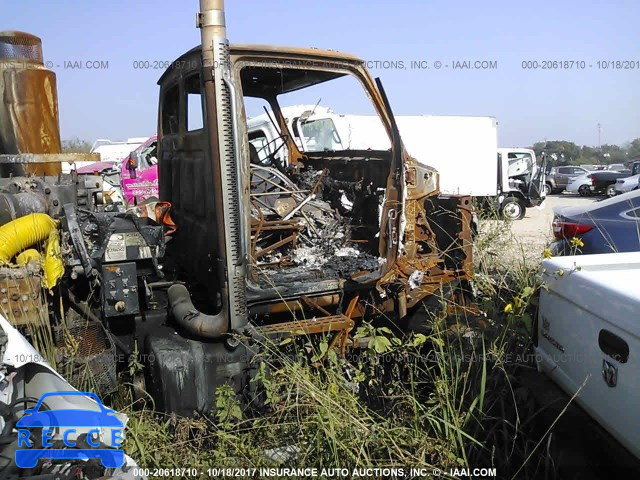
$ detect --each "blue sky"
[4,0,639,147]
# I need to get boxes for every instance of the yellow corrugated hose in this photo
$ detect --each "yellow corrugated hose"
[43,229,64,291]
[0,213,57,264]
[16,249,42,265]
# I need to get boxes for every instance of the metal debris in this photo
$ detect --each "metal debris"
[250,165,381,280]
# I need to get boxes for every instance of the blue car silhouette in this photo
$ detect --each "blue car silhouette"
[16,391,124,469]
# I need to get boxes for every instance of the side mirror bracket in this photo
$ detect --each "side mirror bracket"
[127,152,139,179]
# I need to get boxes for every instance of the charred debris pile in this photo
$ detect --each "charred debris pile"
[250,165,382,280]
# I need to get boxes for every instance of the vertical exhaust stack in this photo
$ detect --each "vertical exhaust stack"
[0,31,62,176]
[197,0,248,329]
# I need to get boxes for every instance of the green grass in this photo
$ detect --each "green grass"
[14,210,572,479]
[110,214,569,479]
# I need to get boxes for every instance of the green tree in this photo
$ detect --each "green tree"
[533,140,580,165]
[580,145,598,165]
[532,142,546,159]
[533,138,639,166]
[61,137,92,153]
[601,144,628,164]
[628,138,640,160]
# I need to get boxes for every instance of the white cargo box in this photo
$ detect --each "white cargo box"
[343,115,499,197]
[535,252,640,459]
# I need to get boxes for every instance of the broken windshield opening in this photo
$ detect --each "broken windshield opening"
[297,117,343,152]
[275,73,391,154]
[240,65,392,293]
[507,152,534,177]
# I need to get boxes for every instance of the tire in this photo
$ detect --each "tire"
[578,185,591,197]
[500,197,525,220]
[543,183,552,196]
[606,184,617,197]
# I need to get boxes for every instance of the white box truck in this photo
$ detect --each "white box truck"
[247,106,545,220]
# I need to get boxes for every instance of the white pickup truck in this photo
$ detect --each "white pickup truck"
[536,252,640,459]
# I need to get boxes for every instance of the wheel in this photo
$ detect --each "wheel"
[500,197,525,220]
[578,185,591,197]
[606,184,617,197]
[543,183,552,196]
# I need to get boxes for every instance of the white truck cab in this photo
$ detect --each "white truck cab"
[497,147,547,219]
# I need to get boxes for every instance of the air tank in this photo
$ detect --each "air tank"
[0,31,62,175]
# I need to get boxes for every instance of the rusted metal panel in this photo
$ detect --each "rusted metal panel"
[256,295,358,357]
[0,31,62,176]
[0,264,47,327]
[0,152,100,166]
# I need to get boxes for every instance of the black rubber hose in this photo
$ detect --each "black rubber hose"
[167,284,228,339]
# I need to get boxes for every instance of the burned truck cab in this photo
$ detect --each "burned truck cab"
[158,51,472,309]
[148,3,473,414]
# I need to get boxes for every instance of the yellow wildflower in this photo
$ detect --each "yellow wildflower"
[513,296,522,308]
[543,248,552,259]
[504,303,513,313]
[570,237,584,248]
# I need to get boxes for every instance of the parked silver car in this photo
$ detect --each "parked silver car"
[545,166,591,194]
[613,162,640,195]
[614,174,640,194]
[566,173,593,195]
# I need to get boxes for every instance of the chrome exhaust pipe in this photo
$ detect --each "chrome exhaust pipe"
[197,0,248,335]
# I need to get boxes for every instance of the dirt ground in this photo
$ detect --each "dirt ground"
[477,193,600,264]
[510,193,599,252]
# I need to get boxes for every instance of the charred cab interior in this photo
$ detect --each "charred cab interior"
[240,63,394,305]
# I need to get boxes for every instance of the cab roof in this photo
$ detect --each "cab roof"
[158,44,363,86]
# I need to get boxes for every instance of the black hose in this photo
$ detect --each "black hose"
[0,397,53,440]
[10,397,45,412]
[167,284,228,339]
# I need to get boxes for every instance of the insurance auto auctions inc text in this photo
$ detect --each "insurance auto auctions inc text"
[207,467,498,478]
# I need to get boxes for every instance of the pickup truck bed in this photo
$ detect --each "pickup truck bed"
[536,252,640,459]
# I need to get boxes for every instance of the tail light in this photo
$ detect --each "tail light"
[590,175,596,186]
[552,217,593,238]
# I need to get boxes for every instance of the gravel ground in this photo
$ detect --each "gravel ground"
[510,193,599,252]
[477,193,600,264]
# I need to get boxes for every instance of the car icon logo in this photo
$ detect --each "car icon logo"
[15,391,124,469]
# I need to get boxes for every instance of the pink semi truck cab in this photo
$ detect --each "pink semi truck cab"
[77,135,159,205]
[121,135,159,204]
